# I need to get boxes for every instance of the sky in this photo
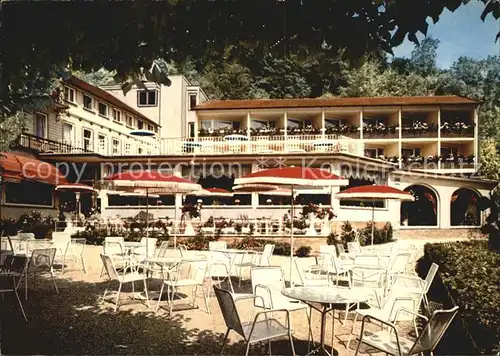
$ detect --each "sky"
[392,0,500,68]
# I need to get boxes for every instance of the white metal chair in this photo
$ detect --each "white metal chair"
[293,257,330,287]
[420,263,439,314]
[214,286,296,356]
[347,274,426,349]
[132,237,158,262]
[251,266,313,346]
[257,244,274,266]
[209,241,227,251]
[56,237,87,274]
[355,306,459,356]
[9,248,59,300]
[101,237,128,276]
[0,271,28,322]
[156,256,210,315]
[100,254,150,312]
[232,250,259,287]
[347,241,362,254]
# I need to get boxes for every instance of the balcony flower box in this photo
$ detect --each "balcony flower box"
[402,121,439,137]
[440,122,475,137]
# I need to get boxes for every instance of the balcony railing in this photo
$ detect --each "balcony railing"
[17,133,93,154]
[160,135,364,156]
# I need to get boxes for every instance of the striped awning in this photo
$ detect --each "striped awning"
[0,152,68,185]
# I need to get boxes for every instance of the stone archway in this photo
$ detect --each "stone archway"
[401,185,439,226]
[451,188,481,226]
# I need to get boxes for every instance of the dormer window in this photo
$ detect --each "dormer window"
[112,109,121,122]
[83,95,93,110]
[189,93,197,110]
[138,90,158,107]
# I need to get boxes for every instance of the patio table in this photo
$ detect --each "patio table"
[282,286,370,356]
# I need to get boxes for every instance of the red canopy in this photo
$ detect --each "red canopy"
[187,187,233,197]
[234,167,348,187]
[0,152,68,185]
[336,185,414,201]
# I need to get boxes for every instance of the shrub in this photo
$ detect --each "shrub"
[0,217,18,236]
[339,221,357,247]
[183,231,218,250]
[326,232,339,245]
[420,241,500,354]
[359,222,394,245]
[17,212,55,239]
[295,245,311,257]
[479,190,500,252]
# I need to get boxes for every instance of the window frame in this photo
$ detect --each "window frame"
[62,121,74,142]
[98,102,109,117]
[64,86,76,103]
[34,112,48,138]
[137,89,158,107]
[112,108,121,123]
[125,114,134,128]
[82,128,93,151]
[83,94,94,111]
[137,120,144,130]
[3,181,54,207]
[112,138,121,155]
[188,93,198,110]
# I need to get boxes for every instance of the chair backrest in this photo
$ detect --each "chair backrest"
[351,265,387,290]
[319,245,336,255]
[69,238,86,256]
[105,236,124,244]
[424,263,439,294]
[173,257,208,283]
[213,286,245,337]
[293,256,307,285]
[155,241,170,258]
[251,266,285,309]
[209,241,227,251]
[354,254,381,268]
[178,244,187,257]
[389,252,412,275]
[336,244,345,255]
[138,237,158,257]
[103,236,124,255]
[261,244,275,264]
[100,254,120,280]
[28,248,57,272]
[18,232,35,240]
[347,241,361,254]
[383,274,425,319]
[409,306,460,355]
[52,231,71,249]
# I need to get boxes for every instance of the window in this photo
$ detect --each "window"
[124,142,131,154]
[98,102,108,117]
[189,93,197,110]
[34,112,47,138]
[112,138,121,155]
[137,120,144,130]
[138,147,143,155]
[62,123,73,142]
[98,134,107,154]
[83,129,93,151]
[402,147,421,157]
[83,94,93,110]
[148,124,154,132]
[137,90,157,106]
[365,148,384,158]
[112,109,121,122]
[441,147,458,157]
[4,181,53,206]
[188,122,195,138]
[126,115,134,127]
[64,87,75,103]
[251,119,275,130]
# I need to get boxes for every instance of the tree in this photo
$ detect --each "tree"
[73,69,117,87]
[408,37,440,76]
[479,139,500,181]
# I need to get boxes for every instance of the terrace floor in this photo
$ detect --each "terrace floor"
[0,240,466,355]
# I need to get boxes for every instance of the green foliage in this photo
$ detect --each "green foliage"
[0,217,18,236]
[339,221,357,247]
[479,189,500,252]
[422,241,500,354]
[326,232,339,245]
[17,211,55,239]
[358,222,394,245]
[183,232,218,251]
[295,246,312,257]
[479,139,500,181]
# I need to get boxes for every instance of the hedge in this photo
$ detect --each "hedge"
[421,241,500,354]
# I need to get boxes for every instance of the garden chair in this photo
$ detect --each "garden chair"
[0,271,28,322]
[213,286,296,356]
[101,237,128,276]
[62,238,87,274]
[156,256,210,315]
[209,241,227,251]
[388,252,412,283]
[207,257,235,297]
[7,248,59,300]
[132,237,158,262]
[251,266,314,346]
[347,241,362,254]
[293,257,330,287]
[100,254,150,312]
[257,244,274,266]
[354,306,459,356]
[232,250,260,287]
[347,274,426,349]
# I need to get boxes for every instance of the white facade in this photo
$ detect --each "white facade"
[102,75,208,140]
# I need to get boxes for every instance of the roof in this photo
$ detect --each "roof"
[195,95,479,111]
[64,76,156,125]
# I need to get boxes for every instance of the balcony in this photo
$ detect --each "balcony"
[401,121,439,138]
[16,133,93,154]
[440,121,475,138]
[160,135,364,156]
[362,123,399,139]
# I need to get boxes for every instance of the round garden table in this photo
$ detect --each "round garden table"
[282,286,371,356]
